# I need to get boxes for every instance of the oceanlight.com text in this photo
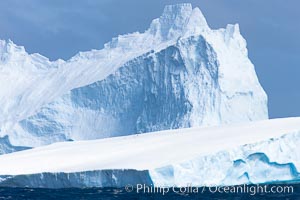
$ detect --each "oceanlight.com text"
[124,184,294,196]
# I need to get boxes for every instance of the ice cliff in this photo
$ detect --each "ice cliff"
[0,4,267,152]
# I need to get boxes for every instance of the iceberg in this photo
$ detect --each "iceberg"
[0,3,293,189]
[0,118,298,188]
[0,4,267,152]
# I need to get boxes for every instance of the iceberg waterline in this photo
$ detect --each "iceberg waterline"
[0,3,267,151]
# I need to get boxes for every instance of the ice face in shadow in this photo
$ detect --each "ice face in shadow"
[7,34,267,147]
[0,136,30,154]
[0,170,153,188]
[222,153,299,185]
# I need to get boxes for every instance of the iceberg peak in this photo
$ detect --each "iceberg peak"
[225,24,241,38]
[104,4,209,52]
[149,4,209,41]
[0,39,25,54]
[162,3,193,16]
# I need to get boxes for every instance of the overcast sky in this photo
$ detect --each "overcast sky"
[0,0,299,118]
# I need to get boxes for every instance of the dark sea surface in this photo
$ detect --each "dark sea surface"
[0,184,299,200]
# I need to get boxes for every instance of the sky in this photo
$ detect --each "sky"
[0,0,299,118]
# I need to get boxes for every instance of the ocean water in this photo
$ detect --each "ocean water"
[0,184,299,200]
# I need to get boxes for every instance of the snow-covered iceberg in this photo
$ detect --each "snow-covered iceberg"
[1,2,293,189]
[0,118,299,188]
[0,4,267,153]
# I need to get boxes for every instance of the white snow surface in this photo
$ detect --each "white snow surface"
[0,4,267,150]
[0,117,299,186]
